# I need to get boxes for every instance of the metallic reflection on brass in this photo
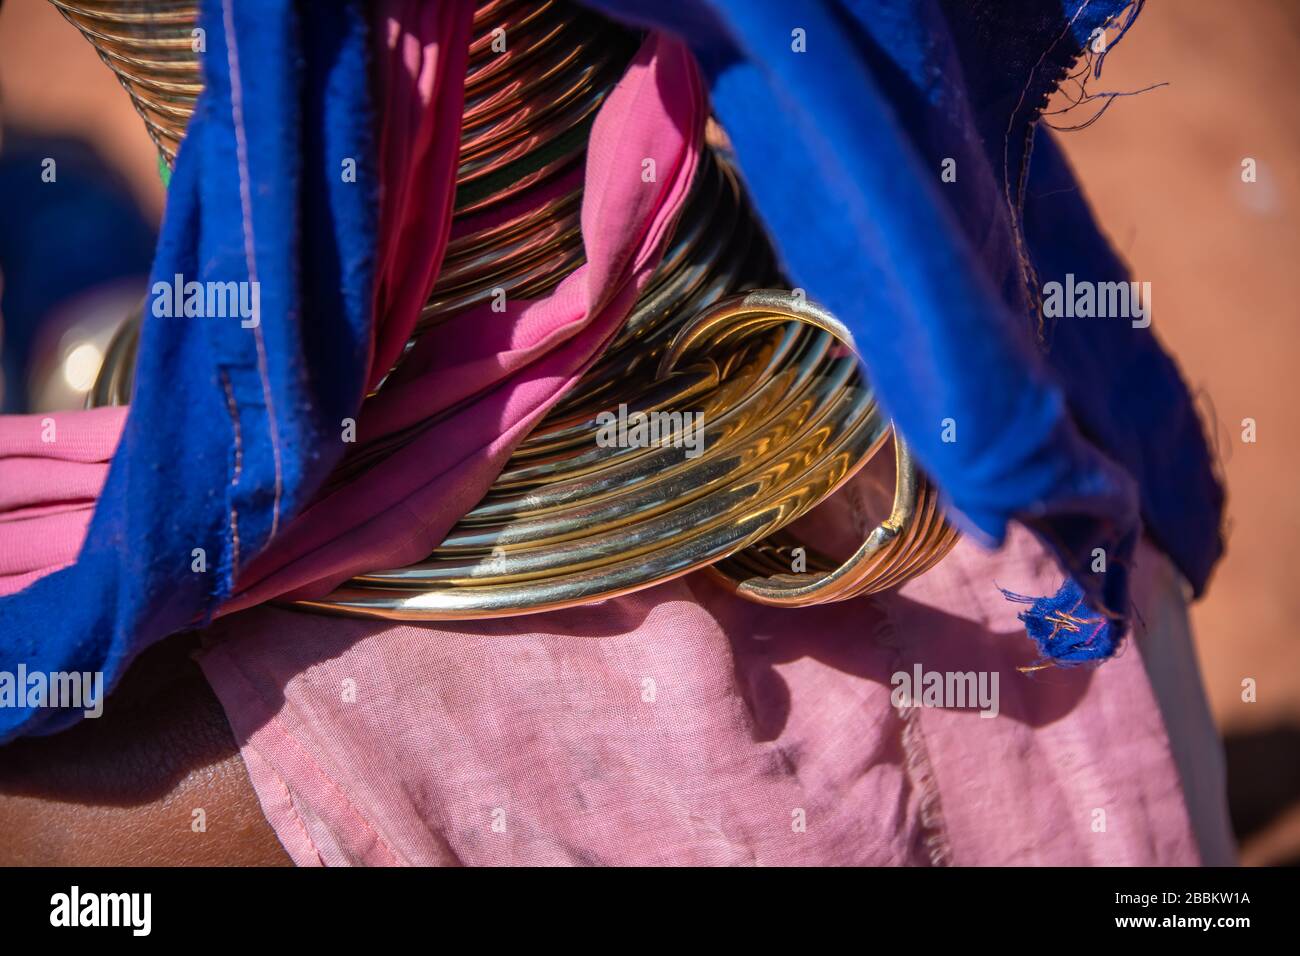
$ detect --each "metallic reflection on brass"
[297,291,956,620]
[51,0,629,175]
[51,0,202,164]
[79,0,957,619]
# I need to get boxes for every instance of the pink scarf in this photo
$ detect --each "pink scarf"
[0,13,704,612]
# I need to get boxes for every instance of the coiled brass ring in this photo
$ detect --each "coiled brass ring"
[70,0,958,619]
[297,290,957,620]
[663,290,959,606]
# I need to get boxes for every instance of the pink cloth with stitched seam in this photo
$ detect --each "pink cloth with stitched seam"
[196,520,1235,866]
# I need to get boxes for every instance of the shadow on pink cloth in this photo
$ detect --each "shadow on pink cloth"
[196,522,1234,866]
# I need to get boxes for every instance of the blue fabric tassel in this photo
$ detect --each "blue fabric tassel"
[578,0,1224,661]
[1002,579,1117,665]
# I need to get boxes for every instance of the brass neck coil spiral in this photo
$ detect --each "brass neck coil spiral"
[77,0,957,619]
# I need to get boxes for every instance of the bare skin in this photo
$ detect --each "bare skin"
[0,634,290,866]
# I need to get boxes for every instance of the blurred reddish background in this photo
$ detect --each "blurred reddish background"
[1051,0,1300,865]
[1,0,1297,863]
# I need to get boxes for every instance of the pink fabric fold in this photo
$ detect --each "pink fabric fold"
[225,31,703,610]
[369,0,475,391]
[0,458,110,513]
[0,27,705,616]
[0,408,126,597]
[197,524,1234,866]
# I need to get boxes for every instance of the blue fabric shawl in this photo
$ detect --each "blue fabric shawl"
[576,0,1222,655]
[0,0,377,742]
[0,0,1222,742]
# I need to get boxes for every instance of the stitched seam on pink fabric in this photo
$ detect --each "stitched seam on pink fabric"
[879,604,953,865]
[197,646,326,866]
[222,0,284,540]
[266,757,327,866]
[202,642,404,865]
[259,714,404,865]
[899,703,952,866]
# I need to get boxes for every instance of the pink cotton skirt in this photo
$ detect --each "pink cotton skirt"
[197,523,1235,866]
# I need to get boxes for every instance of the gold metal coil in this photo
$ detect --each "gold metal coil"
[50,0,619,168]
[51,0,201,162]
[63,0,638,383]
[76,0,957,619]
[297,290,958,621]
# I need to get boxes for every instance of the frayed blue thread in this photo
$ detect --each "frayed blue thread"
[1001,578,1116,665]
